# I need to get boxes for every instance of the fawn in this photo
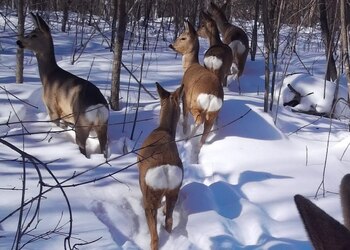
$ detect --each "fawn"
[138,83,184,250]
[17,13,109,158]
[294,174,350,249]
[208,1,249,92]
[197,11,233,87]
[169,21,223,148]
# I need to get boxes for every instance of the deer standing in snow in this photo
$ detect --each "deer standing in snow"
[138,82,183,250]
[197,11,233,87]
[294,174,350,250]
[169,21,223,148]
[208,1,249,92]
[16,13,109,158]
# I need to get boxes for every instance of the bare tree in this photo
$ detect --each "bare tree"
[318,0,337,81]
[61,0,70,32]
[16,0,24,84]
[250,0,260,61]
[110,0,128,111]
[340,0,350,96]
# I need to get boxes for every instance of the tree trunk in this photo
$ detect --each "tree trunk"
[318,0,337,81]
[16,0,24,84]
[262,0,270,112]
[61,0,70,32]
[110,0,127,111]
[250,0,259,61]
[340,0,350,95]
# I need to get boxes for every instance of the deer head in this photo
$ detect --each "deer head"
[169,21,199,71]
[17,13,54,58]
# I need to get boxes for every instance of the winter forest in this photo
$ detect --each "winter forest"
[1,0,350,249]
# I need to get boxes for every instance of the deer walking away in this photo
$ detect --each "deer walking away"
[197,11,233,87]
[208,1,249,91]
[17,13,109,158]
[138,83,184,250]
[169,21,223,148]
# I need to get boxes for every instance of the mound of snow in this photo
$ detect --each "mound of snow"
[280,74,349,118]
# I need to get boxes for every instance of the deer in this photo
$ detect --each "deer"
[16,13,109,158]
[197,11,233,87]
[294,174,350,250]
[138,82,184,250]
[208,1,249,92]
[169,21,224,148]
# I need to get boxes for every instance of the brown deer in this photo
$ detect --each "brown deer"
[138,82,183,250]
[294,174,350,250]
[16,13,109,158]
[169,21,223,148]
[208,1,249,91]
[197,11,233,87]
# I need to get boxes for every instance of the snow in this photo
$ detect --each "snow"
[1,12,350,250]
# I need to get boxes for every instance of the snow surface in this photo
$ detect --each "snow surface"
[1,12,350,250]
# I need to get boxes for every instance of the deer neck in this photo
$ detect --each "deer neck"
[213,16,230,36]
[35,39,59,85]
[208,29,222,46]
[182,50,199,72]
[158,105,178,138]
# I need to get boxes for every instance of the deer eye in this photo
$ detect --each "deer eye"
[31,34,37,38]
[180,37,186,40]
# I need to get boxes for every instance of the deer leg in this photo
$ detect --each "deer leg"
[182,95,189,136]
[144,207,158,250]
[187,110,203,140]
[164,189,179,233]
[237,77,242,94]
[75,123,91,158]
[200,112,217,146]
[46,106,63,128]
[96,123,108,158]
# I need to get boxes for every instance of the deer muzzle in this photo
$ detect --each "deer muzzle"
[16,40,24,49]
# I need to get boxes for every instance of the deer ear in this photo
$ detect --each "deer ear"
[221,1,228,13]
[200,11,210,21]
[174,84,184,100]
[209,2,219,12]
[35,13,51,33]
[294,194,350,249]
[184,20,196,35]
[30,12,40,29]
[156,82,170,100]
[341,174,350,230]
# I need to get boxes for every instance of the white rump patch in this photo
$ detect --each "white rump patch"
[229,40,246,55]
[197,93,223,112]
[204,56,223,70]
[145,164,183,190]
[85,104,109,124]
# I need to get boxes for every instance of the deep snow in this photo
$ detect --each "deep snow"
[1,12,350,250]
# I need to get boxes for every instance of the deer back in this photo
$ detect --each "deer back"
[294,174,350,250]
[182,64,223,113]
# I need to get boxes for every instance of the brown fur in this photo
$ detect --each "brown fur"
[294,174,350,250]
[197,11,233,87]
[208,2,249,80]
[138,83,183,250]
[17,13,109,158]
[169,21,223,147]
